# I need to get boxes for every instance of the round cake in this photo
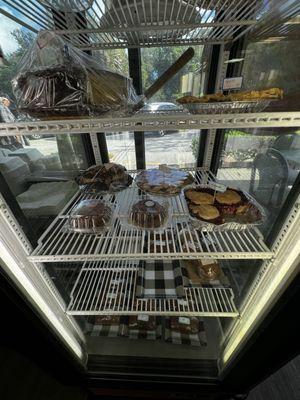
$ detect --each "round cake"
[131,199,168,229]
[69,199,112,233]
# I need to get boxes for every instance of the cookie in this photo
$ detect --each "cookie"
[185,190,214,205]
[193,205,220,221]
[215,190,241,205]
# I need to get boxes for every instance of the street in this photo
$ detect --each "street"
[28,130,199,169]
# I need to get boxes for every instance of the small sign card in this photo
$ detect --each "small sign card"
[138,314,149,322]
[210,182,227,192]
[222,76,243,91]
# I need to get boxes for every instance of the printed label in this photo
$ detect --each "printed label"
[177,300,188,307]
[222,76,243,90]
[210,182,227,192]
[111,279,122,285]
[138,314,149,322]
[107,293,117,299]
[154,241,167,246]
[179,317,190,325]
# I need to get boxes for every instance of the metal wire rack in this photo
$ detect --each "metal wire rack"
[67,259,239,317]
[1,0,299,49]
[28,168,273,262]
[1,112,300,137]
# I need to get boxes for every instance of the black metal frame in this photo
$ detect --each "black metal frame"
[128,48,146,170]
[209,35,245,174]
[96,132,109,164]
[197,44,221,167]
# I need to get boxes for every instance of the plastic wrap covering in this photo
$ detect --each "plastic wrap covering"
[12,31,139,119]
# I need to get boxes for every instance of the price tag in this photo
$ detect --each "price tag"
[222,76,243,91]
[107,293,117,299]
[210,182,227,192]
[154,241,166,246]
[179,317,190,325]
[177,300,188,307]
[138,314,149,322]
[111,279,122,285]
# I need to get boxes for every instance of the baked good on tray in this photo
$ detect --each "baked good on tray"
[12,31,138,119]
[130,199,168,229]
[68,199,112,233]
[177,88,283,104]
[169,317,199,334]
[184,186,263,226]
[136,165,194,196]
[76,162,133,192]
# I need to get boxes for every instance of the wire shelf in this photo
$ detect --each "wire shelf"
[28,168,273,262]
[1,112,300,137]
[67,259,238,317]
[1,0,298,49]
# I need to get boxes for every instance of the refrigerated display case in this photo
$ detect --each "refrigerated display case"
[0,0,300,398]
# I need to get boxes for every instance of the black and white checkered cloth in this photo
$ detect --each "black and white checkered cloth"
[136,260,185,299]
[165,318,207,347]
[127,316,162,340]
[87,316,128,338]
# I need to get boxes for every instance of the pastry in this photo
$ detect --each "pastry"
[13,32,138,119]
[128,315,156,331]
[94,315,120,325]
[183,260,203,284]
[215,189,241,205]
[130,199,168,229]
[199,260,221,281]
[177,88,283,105]
[68,199,112,233]
[76,162,132,192]
[169,317,199,334]
[184,259,221,284]
[185,190,214,205]
[191,204,220,221]
[136,166,194,196]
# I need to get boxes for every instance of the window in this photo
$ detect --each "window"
[141,45,209,168]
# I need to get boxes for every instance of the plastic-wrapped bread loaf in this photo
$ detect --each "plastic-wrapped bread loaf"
[12,31,139,119]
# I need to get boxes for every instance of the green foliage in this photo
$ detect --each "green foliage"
[190,136,199,159]
[225,129,248,137]
[141,46,204,101]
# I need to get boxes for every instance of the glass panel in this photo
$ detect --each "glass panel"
[0,23,90,236]
[141,45,209,168]
[218,38,300,365]
[105,132,136,170]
